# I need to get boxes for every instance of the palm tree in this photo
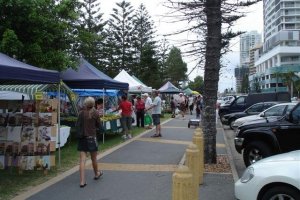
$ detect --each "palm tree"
[280,71,299,97]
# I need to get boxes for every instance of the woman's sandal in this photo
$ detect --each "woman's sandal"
[80,183,87,188]
[94,171,103,180]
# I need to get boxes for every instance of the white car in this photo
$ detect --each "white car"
[232,102,297,130]
[217,96,235,108]
[235,150,300,200]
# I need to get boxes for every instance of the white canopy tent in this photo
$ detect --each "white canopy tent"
[114,70,152,93]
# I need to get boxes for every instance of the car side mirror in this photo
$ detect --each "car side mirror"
[260,113,265,117]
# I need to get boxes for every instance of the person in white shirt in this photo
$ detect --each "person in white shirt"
[143,93,153,129]
[188,95,194,115]
[145,90,162,137]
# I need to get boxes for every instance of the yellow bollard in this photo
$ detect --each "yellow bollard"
[185,144,200,200]
[172,165,194,200]
[193,130,204,185]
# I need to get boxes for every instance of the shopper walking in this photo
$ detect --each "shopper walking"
[76,97,102,188]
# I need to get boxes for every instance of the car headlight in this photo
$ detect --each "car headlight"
[240,167,254,183]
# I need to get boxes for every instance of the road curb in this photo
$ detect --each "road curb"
[220,122,239,182]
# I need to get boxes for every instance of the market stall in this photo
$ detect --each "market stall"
[0,52,60,171]
[61,58,129,143]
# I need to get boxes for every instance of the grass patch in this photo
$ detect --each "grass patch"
[0,114,171,200]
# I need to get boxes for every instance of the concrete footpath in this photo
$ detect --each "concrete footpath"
[13,114,236,200]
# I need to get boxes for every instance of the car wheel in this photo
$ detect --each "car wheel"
[261,185,300,200]
[229,118,236,130]
[188,123,190,128]
[243,141,272,167]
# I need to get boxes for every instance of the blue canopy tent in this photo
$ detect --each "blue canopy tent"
[0,52,65,167]
[0,53,60,84]
[61,58,128,90]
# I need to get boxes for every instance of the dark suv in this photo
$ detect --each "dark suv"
[234,102,300,167]
[221,101,279,130]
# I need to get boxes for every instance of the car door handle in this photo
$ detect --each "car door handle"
[280,126,289,129]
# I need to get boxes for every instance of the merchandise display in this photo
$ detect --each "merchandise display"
[0,98,58,170]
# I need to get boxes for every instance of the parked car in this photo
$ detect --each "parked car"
[221,101,279,130]
[232,102,297,130]
[218,92,290,118]
[216,95,235,108]
[234,102,300,166]
[235,150,300,200]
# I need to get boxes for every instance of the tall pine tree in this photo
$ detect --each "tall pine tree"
[132,4,156,76]
[74,0,106,68]
[106,0,135,75]
[165,47,188,87]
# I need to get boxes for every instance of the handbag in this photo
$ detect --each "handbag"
[86,137,98,151]
[144,113,152,125]
[76,112,84,139]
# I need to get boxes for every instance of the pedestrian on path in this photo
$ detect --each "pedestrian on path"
[134,95,145,128]
[178,93,186,119]
[113,95,133,139]
[143,93,153,129]
[77,97,103,188]
[146,90,162,137]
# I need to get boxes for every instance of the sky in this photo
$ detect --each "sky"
[99,0,264,92]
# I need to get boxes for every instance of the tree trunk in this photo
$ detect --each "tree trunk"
[202,0,222,164]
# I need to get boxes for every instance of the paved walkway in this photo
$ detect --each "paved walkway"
[13,114,235,200]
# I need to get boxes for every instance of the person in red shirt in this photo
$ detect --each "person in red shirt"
[135,96,145,128]
[114,95,133,139]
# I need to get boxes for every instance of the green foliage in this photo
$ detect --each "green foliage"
[138,44,160,89]
[165,47,188,87]
[132,4,156,73]
[106,0,135,75]
[0,29,23,55]
[0,0,79,71]
[240,74,249,93]
[188,75,204,93]
[73,0,106,69]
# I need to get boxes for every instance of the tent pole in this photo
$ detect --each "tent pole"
[58,81,61,168]
[102,88,105,144]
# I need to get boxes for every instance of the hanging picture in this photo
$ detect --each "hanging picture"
[22,101,36,113]
[0,142,5,155]
[36,142,50,155]
[39,100,53,113]
[35,155,50,170]
[19,156,35,170]
[5,156,19,167]
[0,113,7,126]
[5,141,20,156]
[38,113,52,126]
[20,142,35,156]
[0,155,4,169]
[7,126,22,142]
[37,126,51,142]
[22,113,33,126]
[8,113,23,126]
[0,126,7,140]
[21,125,36,143]
[7,101,22,113]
